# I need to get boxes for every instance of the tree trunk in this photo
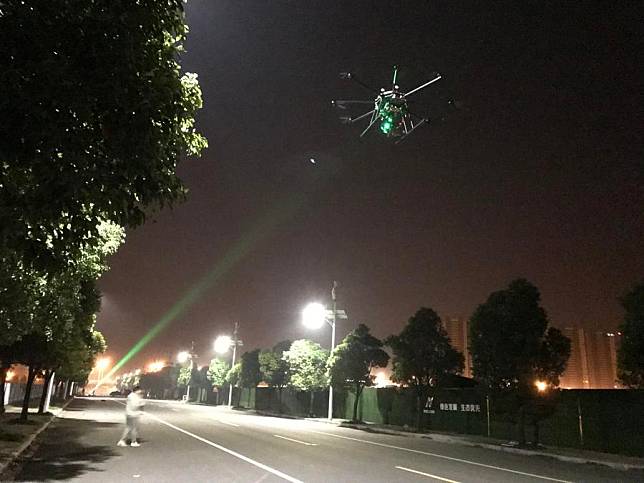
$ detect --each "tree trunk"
[21,366,37,421]
[352,383,362,422]
[518,405,527,446]
[533,420,540,448]
[0,364,8,414]
[416,392,423,431]
[38,370,53,414]
[308,391,315,417]
[278,387,283,414]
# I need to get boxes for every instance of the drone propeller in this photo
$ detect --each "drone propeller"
[339,71,379,94]
[331,100,374,110]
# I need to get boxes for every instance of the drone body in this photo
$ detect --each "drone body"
[332,66,441,143]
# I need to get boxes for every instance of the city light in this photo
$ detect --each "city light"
[302,302,327,330]
[96,357,111,370]
[535,380,548,392]
[214,335,232,354]
[177,351,190,363]
[147,360,166,373]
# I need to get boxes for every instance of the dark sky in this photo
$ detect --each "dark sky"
[97,1,643,371]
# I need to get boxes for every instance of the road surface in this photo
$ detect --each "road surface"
[7,397,643,482]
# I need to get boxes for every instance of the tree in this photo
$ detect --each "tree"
[259,340,291,413]
[207,358,231,388]
[283,339,329,416]
[226,362,242,388]
[240,350,262,389]
[617,281,644,388]
[386,308,464,430]
[0,0,207,270]
[469,279,571,446]
[329,325,389,422]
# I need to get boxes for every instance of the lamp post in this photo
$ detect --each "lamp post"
[302,281,347,420]
[214,323,243,407]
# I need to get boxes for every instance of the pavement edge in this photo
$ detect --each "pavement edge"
[0,397,75,476]
[339,422,644,471]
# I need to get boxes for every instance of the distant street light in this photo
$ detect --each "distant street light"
[147,360,165,373]
[177,343,197,402]
[535,380,548,392]
[301,281,348,420]
[214,323,243,407]
[96,357,111,386]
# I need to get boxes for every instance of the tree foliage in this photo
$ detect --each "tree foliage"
[284,339,329,393]
[0,0,207,269]
[226,362,241,387]
[469,279,571,445]
[386,308,463,429]
[329,324,389,421]
[259,340,291,389]
[617,281,644,388]
[240,349,262,389]
[207,358,231,388]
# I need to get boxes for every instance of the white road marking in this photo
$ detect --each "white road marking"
[311,431,571,483]
[115,401,301,483]
[218,419,241,427]
[273,434,318,446]
[396,466,460,482]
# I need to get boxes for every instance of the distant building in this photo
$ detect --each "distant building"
[442,316,472,378]
[559,327,622,389]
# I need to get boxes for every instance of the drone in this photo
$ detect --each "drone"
[332,66,442,144]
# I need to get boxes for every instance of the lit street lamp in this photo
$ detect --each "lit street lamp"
[535,380,548,392]
[214,323,243,407]
[301,281,347,420]
[177,343,197,402]
[94,357,112,390]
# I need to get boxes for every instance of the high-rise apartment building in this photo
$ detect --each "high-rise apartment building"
[559,328,621,389]
[442,316,472,378]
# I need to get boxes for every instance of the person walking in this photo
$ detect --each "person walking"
[118,385,145,447]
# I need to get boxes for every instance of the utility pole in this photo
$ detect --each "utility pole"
[228,322,239,407]
[328,282,338,420]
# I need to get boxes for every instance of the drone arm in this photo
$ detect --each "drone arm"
[404,74,442,97]
[348,109,375,123]
[395,117,429,144]
[360,114,379,137]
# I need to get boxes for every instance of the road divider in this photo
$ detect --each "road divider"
[273,435,318,446]
[310,431,571,483]
[395,466,460,482]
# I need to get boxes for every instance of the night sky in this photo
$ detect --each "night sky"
[97,1,643,371]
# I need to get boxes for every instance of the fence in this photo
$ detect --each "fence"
[3,382,44,405]
[237,386,644,457]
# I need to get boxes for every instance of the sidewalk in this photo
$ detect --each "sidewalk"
[331,419,644,471]
[0,400,69,475]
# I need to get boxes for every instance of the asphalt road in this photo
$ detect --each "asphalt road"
[7,398,643,482]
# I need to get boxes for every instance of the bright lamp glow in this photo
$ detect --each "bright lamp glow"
[177,351,190,363]
[96,357,110,370]
[535,380,547,392]
[302,302,327,330]
[214,335,232,354]
[147,360,165,373]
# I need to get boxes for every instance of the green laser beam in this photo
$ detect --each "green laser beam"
[96,191,307,389]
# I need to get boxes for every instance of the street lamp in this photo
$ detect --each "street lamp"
[96,357,111,384]
[301,281,347,420]
[214,323,243,407]
[535,380,548,392]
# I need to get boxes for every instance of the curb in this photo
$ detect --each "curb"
[340,423,644,471]
[0,397,74,476]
